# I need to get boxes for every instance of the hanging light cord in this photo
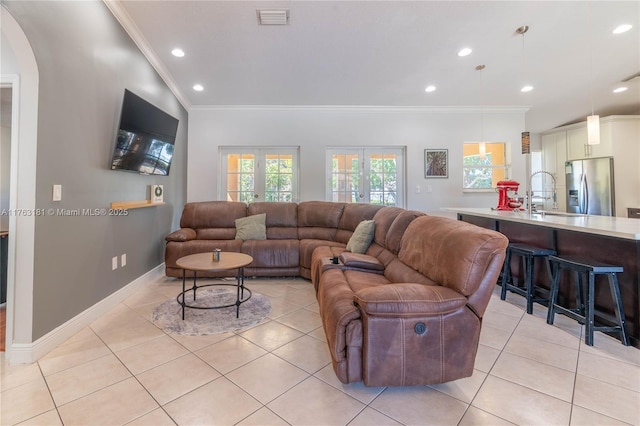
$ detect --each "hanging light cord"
[521,29,527,131]
[477,65,485,142]
[589,2,595,116]
[480,70,484,142]
[521,32,526,85]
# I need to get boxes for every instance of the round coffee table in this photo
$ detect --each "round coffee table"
[176,252,253,320]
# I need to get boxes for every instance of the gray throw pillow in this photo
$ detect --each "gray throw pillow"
[346,220,376,254]
[235,213,267,240]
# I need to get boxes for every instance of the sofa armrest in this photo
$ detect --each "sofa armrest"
[339,252,384,272]
[354,283,467,317]
[165,228,196,242]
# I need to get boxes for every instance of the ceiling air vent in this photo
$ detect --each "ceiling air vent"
[257,9,289,25]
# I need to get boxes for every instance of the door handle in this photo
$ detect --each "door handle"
[578,175,584,213]
[254,194,259,199]
[579,174,589,214]
[583,174,589,213]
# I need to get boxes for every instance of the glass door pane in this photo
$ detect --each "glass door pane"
[264,153,294,202]
[226,153,255,202]
[330,152,361,202]
[367,152,398,206]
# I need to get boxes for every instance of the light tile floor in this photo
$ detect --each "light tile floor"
[2,276,639,426]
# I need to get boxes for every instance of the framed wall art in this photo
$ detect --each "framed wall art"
[424,149,448,178]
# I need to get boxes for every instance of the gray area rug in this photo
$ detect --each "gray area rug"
[152,287,271,335]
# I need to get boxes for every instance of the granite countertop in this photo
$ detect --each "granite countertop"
[444,208,640,241]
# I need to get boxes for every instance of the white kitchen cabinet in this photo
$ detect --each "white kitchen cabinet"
[598,121,613,157]
[541,132,567,187]
[540,131,567,211]
[541,134,556,174]
[566,126,587,160]
[609,117,640,217]
[566,122,613,160]
[541,115,640,217]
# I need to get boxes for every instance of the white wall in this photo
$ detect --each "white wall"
[188,106,528,212]
[0,125,10,230]
[1,4,39,349]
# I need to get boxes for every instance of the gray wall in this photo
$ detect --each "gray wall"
[3,1,187,340]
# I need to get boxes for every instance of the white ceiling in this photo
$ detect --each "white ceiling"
[112,1,640,133]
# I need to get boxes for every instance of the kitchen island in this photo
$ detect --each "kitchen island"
[448,208,640,348]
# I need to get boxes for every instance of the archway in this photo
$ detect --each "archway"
[1,5,39,362]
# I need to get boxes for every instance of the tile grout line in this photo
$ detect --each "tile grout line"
[36,358,65,425]
[121,298,233,426]
[567,327,584,426]
[460,303,527,426]
[5,279,638,426]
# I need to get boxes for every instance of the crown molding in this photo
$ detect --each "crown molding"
[103,0,191,111]
[190,105,530,113]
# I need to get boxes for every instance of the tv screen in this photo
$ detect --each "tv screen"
[110,89,179,175]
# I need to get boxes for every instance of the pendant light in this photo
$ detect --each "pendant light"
[587,2,600,145]
[477,65,486,159]
[521,132,531,154]
[587,115,600,145]
[516,25,532,154]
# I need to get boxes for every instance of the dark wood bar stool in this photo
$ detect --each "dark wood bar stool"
[501,243,556,314]
[546,255,630,346]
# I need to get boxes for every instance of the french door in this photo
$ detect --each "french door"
[220,147,299,203]
[326,148,405,207]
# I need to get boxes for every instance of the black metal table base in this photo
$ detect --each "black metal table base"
[178,267,251,320]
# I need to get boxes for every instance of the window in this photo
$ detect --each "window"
[463,142,508,190]
[326,148,405,207]
[220,147,299,203]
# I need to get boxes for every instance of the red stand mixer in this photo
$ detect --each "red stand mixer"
[495,180,522,210]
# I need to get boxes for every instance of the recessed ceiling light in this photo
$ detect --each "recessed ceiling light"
[193,84,204,92]
[425,85,436,93]
[613,86,628,93]
[613,24,632,34]
[171,48,185,57]
[521,85,534,93]
[458,48,472,57]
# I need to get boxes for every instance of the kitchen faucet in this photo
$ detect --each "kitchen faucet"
[527,170,558,215]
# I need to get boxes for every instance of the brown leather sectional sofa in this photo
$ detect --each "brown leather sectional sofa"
[165,200,508,386]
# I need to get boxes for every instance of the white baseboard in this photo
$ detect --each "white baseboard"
[6,264,165,364]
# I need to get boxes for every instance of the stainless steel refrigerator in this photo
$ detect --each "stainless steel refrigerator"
[566,157,615,216]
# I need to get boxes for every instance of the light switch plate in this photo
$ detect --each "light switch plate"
[53,184,62,201]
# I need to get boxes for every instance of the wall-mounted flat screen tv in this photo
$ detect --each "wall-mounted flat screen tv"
[110,89,179,176]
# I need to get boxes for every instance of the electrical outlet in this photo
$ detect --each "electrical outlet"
[112,256,118,270]
[415,185,421,193]
[121,254,127,267]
